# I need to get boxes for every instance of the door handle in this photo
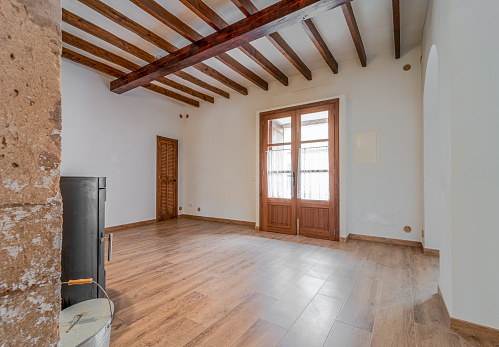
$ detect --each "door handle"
[108,233,113,261]
[173,179,177,182]
[292,171,295,186]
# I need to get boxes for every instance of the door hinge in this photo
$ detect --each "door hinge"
[262,120,264,126]
[297,219,300,235]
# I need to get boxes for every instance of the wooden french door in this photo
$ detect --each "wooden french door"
[157,136,178,221]
[260,99,339,241]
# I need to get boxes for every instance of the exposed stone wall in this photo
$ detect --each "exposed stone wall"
[0,0,62,345]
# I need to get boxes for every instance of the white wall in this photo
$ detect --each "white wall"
[184,47,423,243]
[449,0,499,329]
[421,0,453,316]
[61,60,186,228]
[422,0,499,329]
[423,45,449,252]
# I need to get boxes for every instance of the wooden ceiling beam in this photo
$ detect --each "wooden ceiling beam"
[267,33,312,81]
[239,44,288,86]
[216,53,268,90]
[62,31,214,103]
[179,0,225,31]
[231,0,312,81]
[111,0,350,94]
[132,0,203,40]
[392,0,401,59]
[301,19,338,74]
[62,48,199,107]
[78,0,177,52]
[132,0,268,91]
[179,0,288,86]
[62,9,230,98]
[76,0,242,96]
[62,9,154,61]
[341,2,367,67]
[231,0,254,17]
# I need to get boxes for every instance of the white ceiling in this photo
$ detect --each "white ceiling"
[62,0,428,101]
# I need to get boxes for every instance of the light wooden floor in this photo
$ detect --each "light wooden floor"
[106,218,479,346]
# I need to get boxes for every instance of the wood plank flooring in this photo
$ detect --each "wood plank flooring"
[106,219,472,346]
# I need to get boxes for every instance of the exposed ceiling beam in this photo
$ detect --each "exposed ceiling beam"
[79,0,177,51]
[392,0,401,59]
[62,31,214,103]
[341,2,367,67]
[62,48,200,107]
[178,0,288,86]
[215,53,268,90]
[268,33,312,80]
[62,9,231,98]
[301,19,338,74]
[112,0,351,94]
[75,0,244,97]
[132,0,268,91]
[230,0,312,81]
[231,0,254,17]
[62,9,153,60]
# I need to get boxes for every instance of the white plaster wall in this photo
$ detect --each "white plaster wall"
[449,0,499,329]
[61,60,185,228]
[421,0,453,315]
[422,0,499,328]
[423,45,448,252]
[183,47,423,243]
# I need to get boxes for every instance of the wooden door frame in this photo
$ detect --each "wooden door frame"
[259,98,340,241]
[156,136,178,221]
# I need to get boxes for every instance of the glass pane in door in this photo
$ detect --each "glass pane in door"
[267,145,292,198]
[301,111,328,141]
[269,117,292,144]
[298,142,329,200]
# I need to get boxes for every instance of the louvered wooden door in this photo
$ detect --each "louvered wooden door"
[260,100,339,241]
[157,136,178,221]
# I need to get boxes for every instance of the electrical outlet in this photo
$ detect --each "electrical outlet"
[189,203,193,207]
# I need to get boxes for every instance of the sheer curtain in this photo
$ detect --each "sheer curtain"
[267,148,292,198]
[298,146,329,200]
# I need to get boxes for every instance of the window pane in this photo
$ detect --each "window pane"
[298,146,329,200]
[301,111,328,142]
[267,148,292,198]
[269,117,292,144]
